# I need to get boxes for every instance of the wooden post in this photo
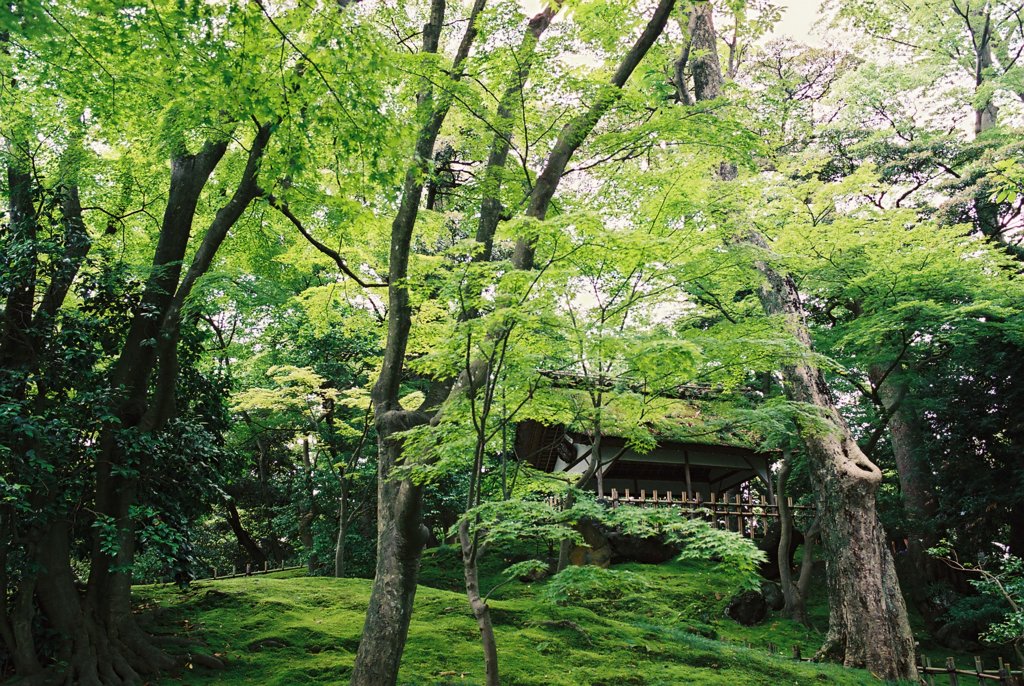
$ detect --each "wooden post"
[264,560,270,572]
[736,494,745,537]
[213,567,218,579]
[624,488,631,501]
[975,656,985,683]
[924,655,935,686]
[792,644,801,661]
[652,489,659,505]
[946,657,959,686]
[684,449,692,501]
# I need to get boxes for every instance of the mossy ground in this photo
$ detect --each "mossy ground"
[137,551,910,685]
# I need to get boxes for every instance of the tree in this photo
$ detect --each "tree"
[1,1,391,680]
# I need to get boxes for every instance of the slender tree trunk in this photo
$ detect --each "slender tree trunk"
[226,500,269,566]
[512,0,676,268]
[777,455,817,626]
[474,4,558,262]
[334,495,347,578]
[751,233,917,681]
[459,519,500,686]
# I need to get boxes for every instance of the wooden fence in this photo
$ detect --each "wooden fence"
[917,655,1024,685]
[195,560,303,583]
[750,645,1023,686]
[600,488,814,540]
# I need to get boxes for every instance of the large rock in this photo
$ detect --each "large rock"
[606,529,680,564]
[760,580,785,611]
[725,590,768,626]
[568,519,612,568]
[756,521,804,580]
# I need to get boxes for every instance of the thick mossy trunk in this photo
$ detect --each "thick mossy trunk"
[19,522,178,686]
[753,235,918,682]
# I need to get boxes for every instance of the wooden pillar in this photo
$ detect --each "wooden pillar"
[683,449,693,500]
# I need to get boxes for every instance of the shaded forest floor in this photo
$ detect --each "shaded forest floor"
[134,547,929,686]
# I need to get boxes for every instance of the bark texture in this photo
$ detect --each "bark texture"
[776,449,817,626]
[688,2,723,103]
[751,233,918,681]
[459,519,500,686]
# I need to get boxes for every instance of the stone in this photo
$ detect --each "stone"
[568,518,612,568]
[606,529,680,564]
[760,580,785,611]
[725,590,768,626]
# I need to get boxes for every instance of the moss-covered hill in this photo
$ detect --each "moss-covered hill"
[137,552,885,686]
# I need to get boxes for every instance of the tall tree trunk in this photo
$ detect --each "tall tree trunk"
[868,368,935,558]
[334,489,348,577]
[355,2,674,681]
[474,3,559,262]
[351,2,485,682]
[973,9,997,136]
[688,2,723,103]
[751,233,917,681]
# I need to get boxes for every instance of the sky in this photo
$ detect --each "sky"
[771,0,826,46]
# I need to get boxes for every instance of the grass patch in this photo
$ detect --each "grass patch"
[137,554,894,685]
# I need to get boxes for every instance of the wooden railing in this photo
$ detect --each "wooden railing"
[917,655,1024,685]
[597,489,814,540]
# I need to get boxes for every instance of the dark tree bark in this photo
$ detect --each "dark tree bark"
[751,233,918,681]
[3,124,272,686]
[226,500,269,566]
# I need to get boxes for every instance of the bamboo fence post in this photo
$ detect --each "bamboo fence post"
[947,657,960,686]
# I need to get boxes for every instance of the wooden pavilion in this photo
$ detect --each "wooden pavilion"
[515,419,776,505]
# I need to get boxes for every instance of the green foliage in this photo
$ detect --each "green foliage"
[541,565,652,607]
[930,542,1024,656]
